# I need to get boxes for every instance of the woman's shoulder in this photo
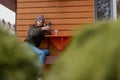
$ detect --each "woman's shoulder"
[31,24,35,27]
[29,24,36,28]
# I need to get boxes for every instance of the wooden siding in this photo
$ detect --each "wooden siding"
[16,0,94,39]
[16,0,94,65]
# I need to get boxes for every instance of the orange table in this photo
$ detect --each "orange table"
[45,35,71,50]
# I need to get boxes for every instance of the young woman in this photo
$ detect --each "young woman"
[24,15,51,64]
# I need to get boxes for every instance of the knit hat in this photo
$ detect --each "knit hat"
[35,15,45,22]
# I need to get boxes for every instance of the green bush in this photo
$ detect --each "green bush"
[47,21,120,80]
[0,26,42,80]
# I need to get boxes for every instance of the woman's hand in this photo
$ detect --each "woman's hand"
[42,26,50,30]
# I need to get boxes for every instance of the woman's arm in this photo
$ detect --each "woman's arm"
[28,25,50,36]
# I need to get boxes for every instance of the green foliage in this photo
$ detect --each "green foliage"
[0,26,41,80]
[47,21,120,80]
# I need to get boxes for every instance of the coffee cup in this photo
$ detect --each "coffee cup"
[54,30,58,35]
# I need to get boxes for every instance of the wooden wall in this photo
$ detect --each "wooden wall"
[16,0,94,63]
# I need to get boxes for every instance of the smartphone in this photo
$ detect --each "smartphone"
[47,22,52,27]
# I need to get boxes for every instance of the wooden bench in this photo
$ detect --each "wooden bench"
[45,56,58,64]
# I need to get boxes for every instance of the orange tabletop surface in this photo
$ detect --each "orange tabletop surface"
[45,35,71,50]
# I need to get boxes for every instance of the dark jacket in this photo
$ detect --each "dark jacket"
[24,25,51,47]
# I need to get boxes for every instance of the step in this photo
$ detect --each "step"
[45,56,58,64]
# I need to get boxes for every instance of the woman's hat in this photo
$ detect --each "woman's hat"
[35,15,45,22]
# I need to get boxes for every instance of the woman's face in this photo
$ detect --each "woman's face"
[36,20,44,27]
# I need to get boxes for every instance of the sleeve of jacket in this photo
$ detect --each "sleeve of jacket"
[28,25,43,36]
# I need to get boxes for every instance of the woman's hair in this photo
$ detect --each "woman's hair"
[35,15,45,27]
